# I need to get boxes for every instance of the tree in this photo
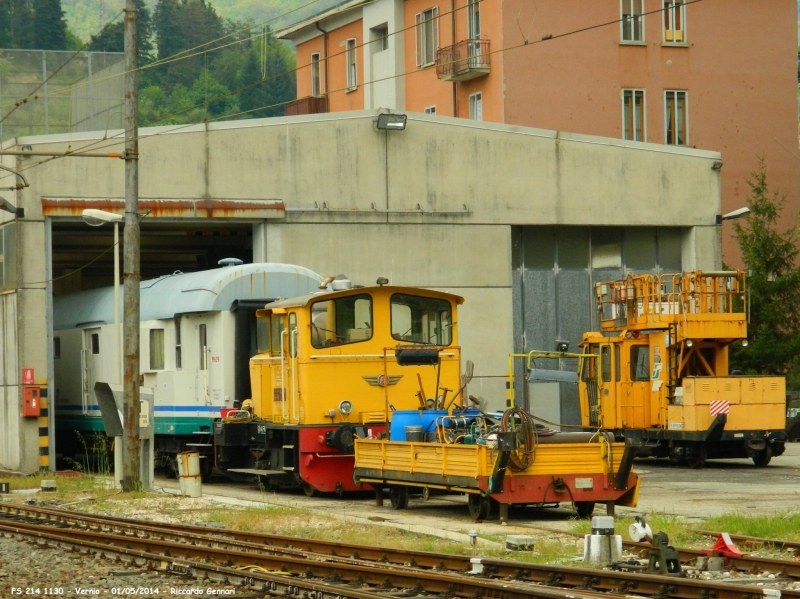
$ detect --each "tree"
[0,0,13,48]
[238,29,295,118]
[32,0,67,50]
[153,0,184,61]
[87,0,154,63]
[6,0,35,49]
[730,157,800,381]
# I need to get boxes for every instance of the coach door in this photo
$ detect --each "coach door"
[81,328,102,415]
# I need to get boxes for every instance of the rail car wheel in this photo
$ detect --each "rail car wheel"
[389,486,410,510]
[685,444,708,469]
[303,483,321,498]
[468,494,491,520]
[752,444,773,467]
[575,502,595,519]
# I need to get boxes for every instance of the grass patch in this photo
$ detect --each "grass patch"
[702,512,800,542]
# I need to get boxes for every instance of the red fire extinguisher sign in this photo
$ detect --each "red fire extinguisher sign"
[22,369,34,385]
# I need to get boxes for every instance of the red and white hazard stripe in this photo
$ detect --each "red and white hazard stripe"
[710,400,730,416]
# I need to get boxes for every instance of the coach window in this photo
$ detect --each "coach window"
[311,294,373,348]
[150,329,165,370]
[257,316,270,353]
[391,294,452,345]
[601,345,611,382]
[630,345,649,380]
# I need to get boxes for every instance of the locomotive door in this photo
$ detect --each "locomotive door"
[81,328,102,416]
[623,343,651,428]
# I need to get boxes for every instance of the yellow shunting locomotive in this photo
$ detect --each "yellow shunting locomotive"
[578,271,787,468]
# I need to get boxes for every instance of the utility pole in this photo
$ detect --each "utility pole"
[122,0,141,492]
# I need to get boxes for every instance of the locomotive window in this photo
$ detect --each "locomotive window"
[256,317,270,353]
[289,313,298,357]
[271,314,284,353]
[601,346,611,382]
[391,294,452,345]
[310,294,373,349]
[630,345,649,381]
[581,344,598,381]
[615,345,621,382]
[91,333,100,354]
[54,337,61,359]
[174,316,182,370]
[150,329,165,370]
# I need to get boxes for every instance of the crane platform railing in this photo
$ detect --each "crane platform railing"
[596,271,746,332]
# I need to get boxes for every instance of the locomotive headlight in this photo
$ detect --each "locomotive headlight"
[742,339,749,347]
[685,339,694,347]
[338,400,354,416]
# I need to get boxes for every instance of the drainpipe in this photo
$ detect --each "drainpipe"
[451,0,457,116]
[316,22,329,97]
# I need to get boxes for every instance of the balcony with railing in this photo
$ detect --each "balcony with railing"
[284,95,328,117]
[436,39,490,83]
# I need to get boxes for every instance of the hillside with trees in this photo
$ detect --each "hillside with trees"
[1,0,298,126]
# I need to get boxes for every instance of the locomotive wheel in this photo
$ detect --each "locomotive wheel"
[685,444,708,469]
[752,444,773,467]
[389,486,410,510]
[302,483,321,498]
[468,494,491,520]
[575,501,595,519]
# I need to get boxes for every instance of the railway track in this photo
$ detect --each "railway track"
[691,530,800,554]
[0,504,796,599]
[517,523,800,579]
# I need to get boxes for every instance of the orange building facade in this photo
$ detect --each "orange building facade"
[280,0,799,263]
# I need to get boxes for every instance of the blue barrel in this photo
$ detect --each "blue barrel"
[389,409,480,441]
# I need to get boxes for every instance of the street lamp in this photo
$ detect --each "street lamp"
[716,207,751,224]
[82,208,124,485]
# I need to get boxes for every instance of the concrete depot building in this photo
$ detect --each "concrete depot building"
[0,109,721,473]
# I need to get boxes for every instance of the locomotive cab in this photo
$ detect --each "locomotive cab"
[214,281,465,494]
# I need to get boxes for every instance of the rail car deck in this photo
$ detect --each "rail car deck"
[354,438,639,519]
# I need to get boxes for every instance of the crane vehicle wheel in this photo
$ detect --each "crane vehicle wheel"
[389,486,410,510]
[752,444,772,467]
[685,444,708,469]
[303,483,321,497]
[575,502,595,519]
[468,494,491,520]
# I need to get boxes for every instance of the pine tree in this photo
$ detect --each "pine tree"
[153,0,184,60]
[0,0,13,48]
[87,0,154,63]
[32,0,67,50]
[7,0,35,49]
[730,157,800,380]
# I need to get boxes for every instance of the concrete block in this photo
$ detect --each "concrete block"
[40,480,56,492]
[707,557,724,572]
[505,535,535,551]
[583,534,622,567]
[591,516,615,534]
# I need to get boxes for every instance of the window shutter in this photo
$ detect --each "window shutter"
[433,7,439,51]
[415,13,422,66]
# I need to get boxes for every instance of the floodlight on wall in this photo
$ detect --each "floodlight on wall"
[375,113,407,131]
[555,340,570,353]
[0,196,23,217]
[711,161,723,170]
[716,206,751,224]
[82,208,123,226]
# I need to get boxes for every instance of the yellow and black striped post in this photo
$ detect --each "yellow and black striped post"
[37,380,50,472]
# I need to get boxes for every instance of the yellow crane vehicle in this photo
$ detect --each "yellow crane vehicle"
[215,276,640,520]
[578,271,787,468]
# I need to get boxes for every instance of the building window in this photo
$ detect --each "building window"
[370,24,388,52]
[664,90,687,145]
[91,333,100,354]
[663,0,685,43]
[346,38,357,91]
[415,7,439,67]
[54,337,61,359]
[174,316,182,370]
[469,92,482,121]
[199,323,208,371]
[424,105,436,114]
[310,53,321,96]
[622,89,645,141]
[150,329,165,370]
[467,0,481,39]
[621,0,644,42]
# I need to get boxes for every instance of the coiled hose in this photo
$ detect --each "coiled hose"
[500,407,536,472]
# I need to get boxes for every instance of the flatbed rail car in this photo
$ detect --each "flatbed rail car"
[354,417,640,521]
[579,270,787,468]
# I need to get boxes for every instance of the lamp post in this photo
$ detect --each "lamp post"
[82,208,124,485]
